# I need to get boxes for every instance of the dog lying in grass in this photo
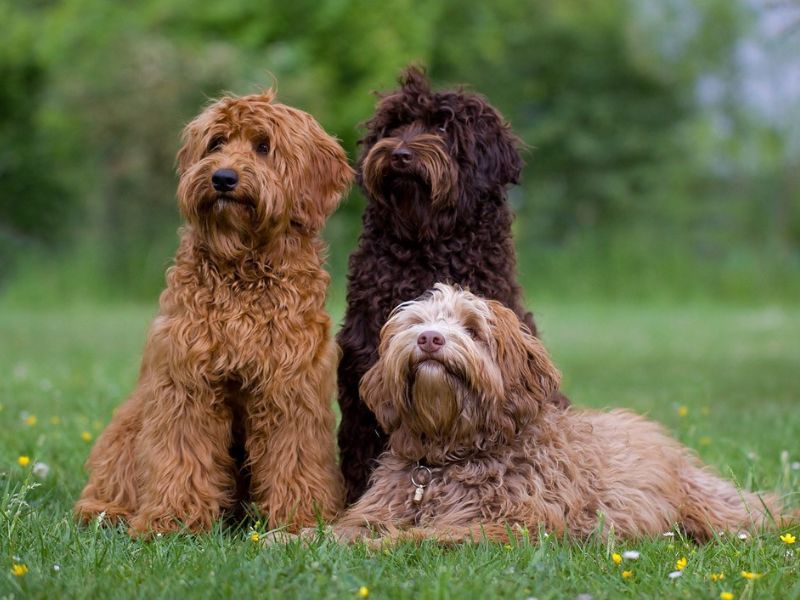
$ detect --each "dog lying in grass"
[327,284,792,544]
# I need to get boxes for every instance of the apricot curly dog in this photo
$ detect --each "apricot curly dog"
[75,90,351,534]
[338,66,568,505]
[333,284,791,544]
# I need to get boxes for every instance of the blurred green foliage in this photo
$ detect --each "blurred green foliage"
[1,0,798,304]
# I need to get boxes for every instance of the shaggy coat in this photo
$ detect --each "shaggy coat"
[75,91,351,534]
[334,284,790,544]
[337,67,567,504]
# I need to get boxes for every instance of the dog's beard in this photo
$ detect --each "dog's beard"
[180,182,283,260]
[407,361,461,437]
[362,137,458,237]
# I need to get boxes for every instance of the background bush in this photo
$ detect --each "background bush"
[1,0,798,304]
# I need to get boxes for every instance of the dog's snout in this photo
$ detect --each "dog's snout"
[391,147,413,168]
[417,330,445,353]
[212,169,239,192]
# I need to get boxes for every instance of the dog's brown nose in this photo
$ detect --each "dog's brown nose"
[391,147,413,168]
[212,169,238,192]
[417,330,445,353]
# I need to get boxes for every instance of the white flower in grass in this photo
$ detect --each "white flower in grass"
[32,462,50,478]
[668,571,683,579]
[53,564,60,572]
[737,531,749,540]
[622,550,640,560]
[662,532,675,538]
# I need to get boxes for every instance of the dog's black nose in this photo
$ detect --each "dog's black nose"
[212,169,239,192]
[391,147,413,168]
[417,330,445,353]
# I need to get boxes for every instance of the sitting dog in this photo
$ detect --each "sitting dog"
[75,90,351,534]
[337,66,568,505]
[333,284,790,543]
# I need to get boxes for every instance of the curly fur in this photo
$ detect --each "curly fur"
[337,66,568,504]
[334,284,792,544]
[74,90,351,534]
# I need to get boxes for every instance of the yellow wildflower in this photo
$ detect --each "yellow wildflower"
[81,431,93,442]
[612,552,622,565]
[676,557,688,570]
[622,570,633,579]
[11,564,28,576]
[710,572,725,582]
[740,571,762,580]
[677,406,688,417]
[358,586,369,598]
[780,533,796,545]
[50,416,61,425]
[18,455,30,467]
[250,532,260,542]
[720,593,734,600]
[25,415,37,426]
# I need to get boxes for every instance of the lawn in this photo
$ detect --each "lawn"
[1,300,798,599]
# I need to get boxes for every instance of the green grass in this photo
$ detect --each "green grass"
[1,300,799,599]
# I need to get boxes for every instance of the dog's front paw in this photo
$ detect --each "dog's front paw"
[330,525,376,544]
[74,500,130,526]
[297,525,331,542]
[259,530,300,546]
[127,513,185,538]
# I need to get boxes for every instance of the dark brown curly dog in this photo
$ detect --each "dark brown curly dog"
[334,284,791,544]
[75,89,351,535]
[337,66,568,504]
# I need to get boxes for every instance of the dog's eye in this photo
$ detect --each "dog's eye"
[465,327,478,340]
[255,139,270,155]
[206,136,225,154]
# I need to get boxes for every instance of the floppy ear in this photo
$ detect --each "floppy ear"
[359,360,401,433]
[294,126,354,233]
[176,114,207,176]
[474,109,524,192]
[489,300,560,424]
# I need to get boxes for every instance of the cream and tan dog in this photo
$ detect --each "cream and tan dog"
[331,284,791,544]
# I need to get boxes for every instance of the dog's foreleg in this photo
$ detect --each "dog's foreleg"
[247,359,344,529]
[127,383,235,535]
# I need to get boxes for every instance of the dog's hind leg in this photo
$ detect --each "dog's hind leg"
[74,394,142,524]
[678,464,782,541]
